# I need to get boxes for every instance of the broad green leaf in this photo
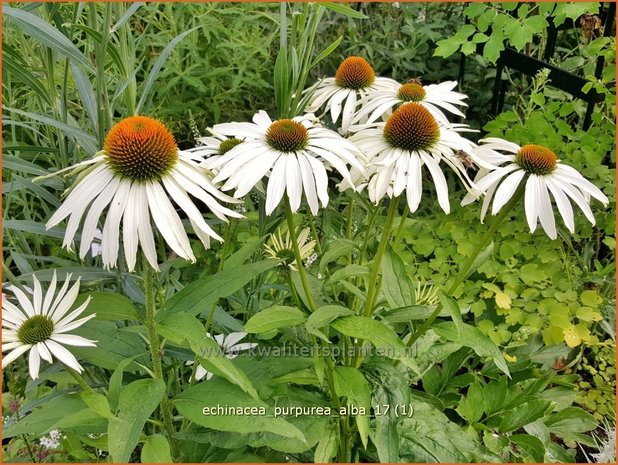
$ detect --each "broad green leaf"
[483,378,508,415]
[108,379,166,463]
[81,391,115,420]
[314,423,339,463]
[274,47,290,116]
[223,237,265,270]
[157,313,259,399]
[318,2,368,19]
[4,6,94,71]
[137,27,200,113]
[157,260,278,320]
[331,316,419,373]
[74,292,141,321]
[326,264,369,285]
[433,322,510,376]
[544,407,598,441]
[510,434,545,462]
[71,63,98,134]
[4,394,103,438]
[399,394,500,462]
[498,400,552,433]
[72,320,148,372]
[364,361,409,462]
[434,38,462,58]
[245,306,306,333]
[456,382,484,423]
[334,366,371,448]
[174,378,306,441]
[141,434,172,463]
[318,238,356,271]
[305,305,353,332]
[381,247,414,309]
[382,305,448,322]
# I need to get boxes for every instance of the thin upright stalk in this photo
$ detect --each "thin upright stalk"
[283,196,317,312]
[144,267,177,454]
[363,200,399,318]
[406,188,524,347]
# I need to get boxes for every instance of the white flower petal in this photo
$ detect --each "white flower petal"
[491,169,526,215]
[45,339,83,372]
[2,344,31,368]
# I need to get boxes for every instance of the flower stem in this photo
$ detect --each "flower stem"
[144,267,177,455]
[64,366,94,393]
[363,200,400,318]
[283,196,317,312]
[406,188,524,347]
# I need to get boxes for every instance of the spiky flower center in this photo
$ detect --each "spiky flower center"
[266,119,308,153]
[397,83,427,102]
[383,103,440,152]
[515,144,557,175]
[335,56,375,89]
[218,138,243,155]
[103,116,178,182]
[17,315,54,345]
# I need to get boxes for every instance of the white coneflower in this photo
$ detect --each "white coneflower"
[187,332,257,381]
[352,79,468,126]
[305,56,399,133]
[264,227,317,271]
[44,116,243,272]
[348,103,491,213]
[184,128,244,172]
[210,111,365,215]
[462,138,609,239]
[2,272,96,379]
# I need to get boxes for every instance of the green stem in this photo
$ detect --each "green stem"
[406,188,524,347]
[392,203,410,246]
[284,196,317,312]
[346,198,355,264]
[144,267,177,455]
[363,200,400,318]
[65,366,94,393]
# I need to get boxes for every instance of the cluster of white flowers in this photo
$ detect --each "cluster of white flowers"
[305,252,319,267]
[39,429,65,450]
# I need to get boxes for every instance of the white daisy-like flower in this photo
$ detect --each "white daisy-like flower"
[184,128,244,172]
[264,226,317,271]
[187,332,257,381]
[2,272,96,380]
[210,110,366,215]
[348,102,492,213]
[352,79,468,126]
[44,116,243,272]
[305,56,399,133]
[462,138,609,239]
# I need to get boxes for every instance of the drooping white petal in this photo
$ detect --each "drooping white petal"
[2,344,31,368]
[50,334,97,347]
[421,152,450,214]
[537,177,557,239]
[101,180,131,269]
[491,170,526,215]
[29,346,41,379]
[286,154,303,212]
[524,175,540,233]
[545,177,575,233]
[265,156,288,215]
[45,339,83,372]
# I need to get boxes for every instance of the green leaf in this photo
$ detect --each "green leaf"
[4,394,102,438]
[306,305,353,332]
[108,379,166,463]
[157,313,259,399]
[314,424,339,463]
[4,6,94,71]
[174,378,306,441]
[483,378,508,415]
[80,391,115,420]
[483,35,505,64]
[331,316,418,373]
[223,237,265,270]
[318,2,367,19]
[456,382,484,423]
[141,435,172,463]
[544,407,598,439]
[326,264,369,285]
[438,292,463,337]
[136,27,200,113]
[74,292,141,321]
[333,366,371,448]
[310,35,343,68]
[245,306,306,333]
[381,246,414,309]
[157,260,278,320]
[108,356,139,412]
[498,400,553,433]
[510,434,545,462]
[274,46,290,116]
[3,50,52,106]
[434,38,462,59]
[433,322,510,376]
[318,238,356,271]
[72,320,148,372]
